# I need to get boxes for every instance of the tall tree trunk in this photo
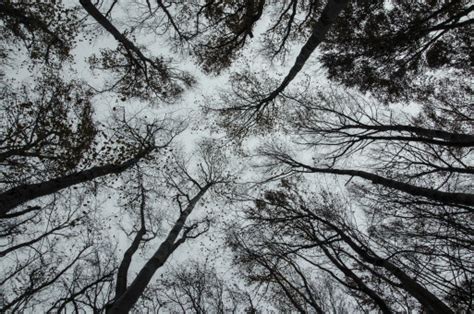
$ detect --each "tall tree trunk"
[314,215,454,314]
[107,185,211,314]
[349,124,474,147]
[114,186,147,299]
[79,0,149,63]
[287,160,474,207]
[0,149,150,217]
[341,233,454,314]
[257,0,349,109]
[318,244,393,313]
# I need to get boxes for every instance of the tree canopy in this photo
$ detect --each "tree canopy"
[1,1,472,312]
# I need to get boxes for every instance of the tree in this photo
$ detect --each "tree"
[258,87,472,206]
[228,181,457,312]
[208,0,349,137]
[2,1,471,312]
[0,110,179,217]
[210,1,472,138]
[247,85,473,311]
[138,260,257,313]
[320,0,473,102]
[107,142,233,313]
[227,0,348,113]
[80,0,194,102]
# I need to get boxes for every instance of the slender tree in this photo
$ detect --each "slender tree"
[229,182,458,312]
[107,142,233,313]
[1,112,178,217]
[80,0,194,102]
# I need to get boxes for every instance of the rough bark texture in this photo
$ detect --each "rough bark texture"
[107,185,210,314]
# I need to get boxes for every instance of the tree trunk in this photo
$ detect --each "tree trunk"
[107,185,210,314]
[0,150,150,217]
[79,0,153,65]
[316,216,454,314]
[318,244,393,313]
[258,0,349,108]
[357,124,474,147]
[114,187,147,298]
[292,163,474,207]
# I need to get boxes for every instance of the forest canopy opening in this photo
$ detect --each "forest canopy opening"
[0,0,472,312]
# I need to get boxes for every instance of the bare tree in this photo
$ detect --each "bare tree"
[228,182,458,313]
[80,0,194,102]
[107,141,233,313]
[1,109,180,217]
[210,0,349,137]
[137,259,256,313]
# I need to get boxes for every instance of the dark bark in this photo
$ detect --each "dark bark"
[79,0,153,66]
[0,149,150,217]
[322,221,454,314]
[257,0,349,109]
[107,185,211,314]
[317,244,393,313]
[287,161,474,207]
[346,124,474,147]
[299,101,474,147]
[0,206,41,219]
[114,187,147,298]
[297,207,454,313]
[156,0,186,40]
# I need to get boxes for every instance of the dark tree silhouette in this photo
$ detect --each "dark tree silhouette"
[1,111,178,217]
[80,0,194,102]
[0,1,80,65]
[213,0,349,136]
[107,142,233,313]
[320,0,473,101]
[229,183,458,312]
